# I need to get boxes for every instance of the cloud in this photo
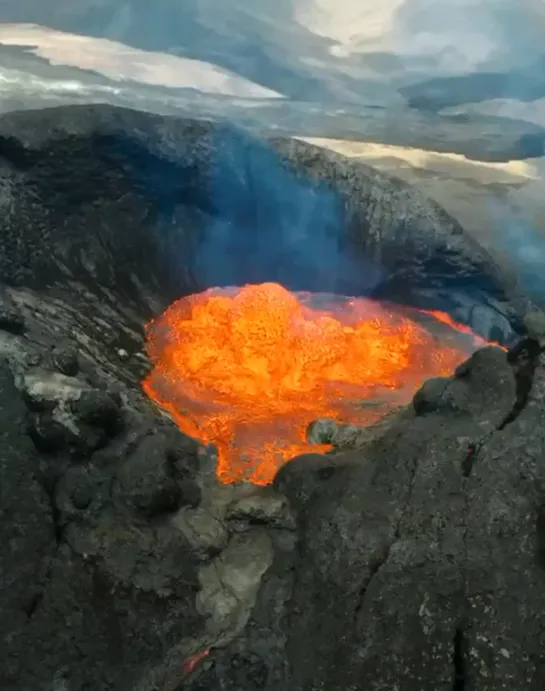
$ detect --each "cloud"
[0,23,284,99]
[296,0,545,74]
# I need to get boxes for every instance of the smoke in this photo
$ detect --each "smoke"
[488,196,545,305]
[194,127,381,295]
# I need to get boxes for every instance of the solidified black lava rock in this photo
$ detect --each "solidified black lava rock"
[225,489,296,532]
[0,289,25,334]
[113,432,201,517]
[0,103,543,691]
[28,409,75,453]
[412,375,457,414]
[71,389,123,437]
[60,466,96,510]
[52,343,80,377]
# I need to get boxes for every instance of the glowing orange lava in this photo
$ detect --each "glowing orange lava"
[142,282,488,485]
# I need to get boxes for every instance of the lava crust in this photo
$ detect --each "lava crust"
[0,103,543,691]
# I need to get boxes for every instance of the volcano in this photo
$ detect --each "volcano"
[143,282,490,484]
[2,104,545,691]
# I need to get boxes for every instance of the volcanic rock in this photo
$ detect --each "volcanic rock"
[0,288,25,334]
[56,465,98,511]
[241,342,540,691]
[414,345,517,428]
[52,342,80,377]
[197,531,274,635]
[172,507,230,561]
[524,309,545,346]
[113,432,201,517]
[225,488,296,532]
[20,368,125,455]
[20,367,84,411]
[0,102,543,691]
[71,388,123,437]
[306,417,339,444]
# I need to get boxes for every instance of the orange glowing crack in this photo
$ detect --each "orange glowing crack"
[183,649,210,676]
[142,282,487,485]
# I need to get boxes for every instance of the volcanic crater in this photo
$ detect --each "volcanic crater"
[142,281,496,486]
[0,103,544,691]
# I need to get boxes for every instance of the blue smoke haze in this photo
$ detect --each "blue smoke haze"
[489,201,545,304]
[194,128,379,295]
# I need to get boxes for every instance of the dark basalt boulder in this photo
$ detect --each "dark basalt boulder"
[0,103,543,691]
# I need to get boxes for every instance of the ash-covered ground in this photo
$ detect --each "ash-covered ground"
[1,103,545,691]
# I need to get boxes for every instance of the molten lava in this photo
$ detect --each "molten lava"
[142,282,488,485]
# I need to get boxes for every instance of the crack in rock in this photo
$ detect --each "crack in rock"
[452,628,467,691]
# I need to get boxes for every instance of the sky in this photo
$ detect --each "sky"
[1,1,545,123]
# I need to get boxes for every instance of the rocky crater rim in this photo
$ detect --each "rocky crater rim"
[0,103,531,353]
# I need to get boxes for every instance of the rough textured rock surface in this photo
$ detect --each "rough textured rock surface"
[0,103,542,690]
[187,341,545,691]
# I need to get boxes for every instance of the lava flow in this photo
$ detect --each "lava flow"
[142,282,488,485]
